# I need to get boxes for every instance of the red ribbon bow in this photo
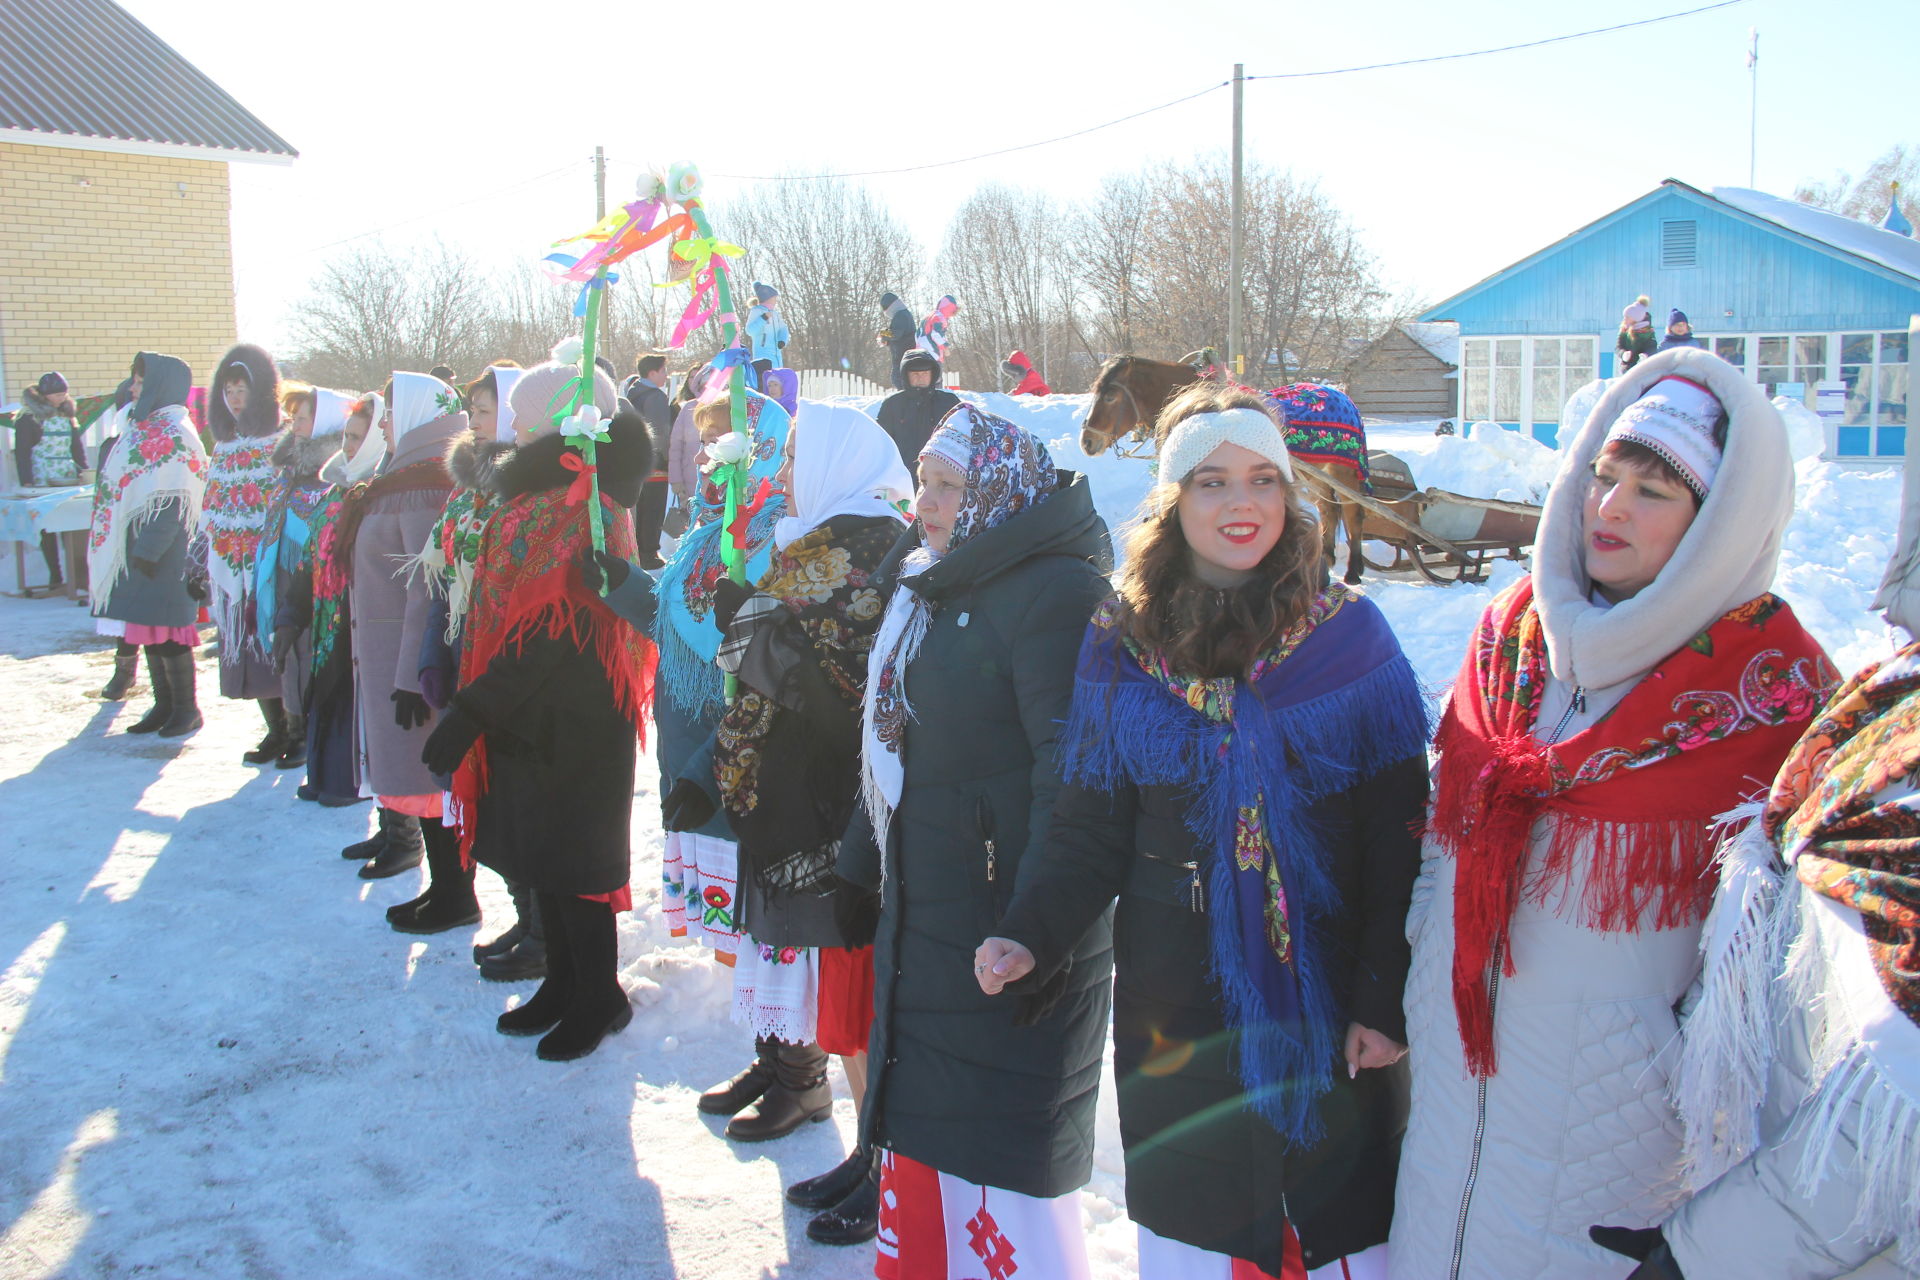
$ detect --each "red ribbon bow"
[559,449,597,507]
[726,477,772,545]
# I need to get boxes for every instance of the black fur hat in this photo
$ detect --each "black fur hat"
[207,343,283,441]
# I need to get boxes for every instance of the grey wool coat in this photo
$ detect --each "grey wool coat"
[92,354,201,630]
[346,413,463,797]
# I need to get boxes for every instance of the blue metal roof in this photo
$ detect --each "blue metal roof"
[0,0,296,160]
[1420,180,1920,335]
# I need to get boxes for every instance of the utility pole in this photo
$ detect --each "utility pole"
[1229,63,1245,379]
[594,145,607,218]
[1746,29,1758,187]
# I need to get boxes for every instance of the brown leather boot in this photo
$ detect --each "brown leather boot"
[724,1040,832,1142]
[698,1037,777,1116]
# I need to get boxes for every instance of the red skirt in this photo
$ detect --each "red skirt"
[815,944,873,1057]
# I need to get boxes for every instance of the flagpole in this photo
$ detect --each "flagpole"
[1747,27,1758,187]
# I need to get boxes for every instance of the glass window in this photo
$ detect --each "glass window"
[1533,366,1562,420]
[1495,339,1522,367]
[1565,337,1595,370]
[1494,366,1521,420]
[1463,340,1489,369]
[1464,368,1490,420]
[1842,333,1876,364]
[1758,336,1789,366]
[1532,337,1561,366]
[1880,363,1909,426]
[1883,332,1910,365]
[1794,335,1828,373]
[1841,357,1873,425]
[1714,336,1747,369]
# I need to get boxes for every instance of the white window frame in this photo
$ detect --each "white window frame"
[1458,335,1599,436]
[1696,329,1907,457]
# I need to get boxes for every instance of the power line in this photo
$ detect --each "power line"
[708,81,1229,182]
[1246,0,1749,80]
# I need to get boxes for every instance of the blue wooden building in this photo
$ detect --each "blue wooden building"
[1418,179,1917,457]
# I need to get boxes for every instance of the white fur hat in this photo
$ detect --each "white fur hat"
[1160,406,1294,484]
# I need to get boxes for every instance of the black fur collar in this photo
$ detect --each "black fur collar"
[492,407,654,507]
[444,430,517,493]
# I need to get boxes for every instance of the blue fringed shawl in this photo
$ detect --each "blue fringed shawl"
[651,390,791,717]
[1056,585,1430,1142]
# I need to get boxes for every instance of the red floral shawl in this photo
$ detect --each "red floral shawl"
[1431,576,1834,1076]
[449,486,656,865]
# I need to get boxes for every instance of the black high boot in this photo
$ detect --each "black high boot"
[341,808,390,861]
[124,646,172,734]
[358,811,424,879]
[536,896,631,1062]
[98,641,139,700]
[475,880,532,962]
[275,710,307,769]
[389,819,481,934]
[481,888,547,982]
[787,1144,875,1209]
[156,645,202,738]
[725,1040,832,1141]
[499,892,573,1037]
[243,698,288,764]
[699,1037,778,1116]
[806,1153,880,1246]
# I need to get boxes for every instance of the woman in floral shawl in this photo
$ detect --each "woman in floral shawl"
[90,352,208,739]
[205,343,290,764]
[661,401,910,1154]
[1393,349,1836,1280]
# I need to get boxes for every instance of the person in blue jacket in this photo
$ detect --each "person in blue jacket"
[745,282,790,377]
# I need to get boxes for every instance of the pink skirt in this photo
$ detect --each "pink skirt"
[123,623,200,646]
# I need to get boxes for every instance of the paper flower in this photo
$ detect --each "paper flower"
[703,430,750,468]
[637,171,668,202]
[550,336,585,366]
[664,162,703,204]
[560,404,609,445]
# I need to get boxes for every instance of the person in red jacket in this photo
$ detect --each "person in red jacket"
[1002,350,1050,396]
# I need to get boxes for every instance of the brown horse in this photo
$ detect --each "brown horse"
[1081,353,1370,585]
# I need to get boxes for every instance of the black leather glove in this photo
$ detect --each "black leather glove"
[1014,954,1073,1029]
[711,578,752,633]
[271,625,298,674]
[832,875,881,949]
[185,578,208,602]
[420,703,482,775]
[575,545,632,594]
[131,556,159,578]
[1590,1227,1685,1279]
[391,688,431,730]
[661,776,719,832]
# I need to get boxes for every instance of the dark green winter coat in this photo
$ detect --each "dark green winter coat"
[843,470,1113,1200]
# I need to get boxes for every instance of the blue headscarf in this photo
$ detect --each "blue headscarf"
[652,389,791,716]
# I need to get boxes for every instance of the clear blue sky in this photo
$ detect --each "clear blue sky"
[122,0,1919,350]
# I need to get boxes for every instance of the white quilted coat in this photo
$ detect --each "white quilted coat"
[1390,349,1802,1280]
[1391,674,1701,1280]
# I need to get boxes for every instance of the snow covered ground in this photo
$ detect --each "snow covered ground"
[0,391,1904,1278]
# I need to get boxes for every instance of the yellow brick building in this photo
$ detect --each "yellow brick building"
[0,0,295,405]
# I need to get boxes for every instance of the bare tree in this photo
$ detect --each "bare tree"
[935,184,1086,390]
[1794,143,1919,221]
[288,239,493,388]
[1069,174,1156,361]
[722,176,924,385]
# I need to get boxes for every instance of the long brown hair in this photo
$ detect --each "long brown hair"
[1109,382,1326,678]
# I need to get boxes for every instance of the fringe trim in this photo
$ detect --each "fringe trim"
[90,493,201,613]
[857,591,932,838]
[1675,800,1786,1188]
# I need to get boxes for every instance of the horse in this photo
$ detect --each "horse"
[1081,353,1372,585]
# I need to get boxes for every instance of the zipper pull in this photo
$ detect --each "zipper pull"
[1188,863,1204,913]
[986,841,996,882]
[1574,687,1587,713]
[976,796,997,882]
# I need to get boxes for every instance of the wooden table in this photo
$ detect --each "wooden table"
[0,486,93,601]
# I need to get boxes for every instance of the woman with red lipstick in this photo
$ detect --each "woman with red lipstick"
[977,382,1431,1279]
[1391,348,1837,1280]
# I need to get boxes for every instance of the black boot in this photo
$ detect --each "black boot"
[806,1157,880,1246]
[243,698,288,764]
[698,1037,778,1116]
[98,642,139,700]
[537,896,631,1062]
[155,646,202,738]
[475,880,532,962]
[389,819,481,934]
[276,710,307,769]
[481,890,546,981]
[124,647,172,734]
[358,811,424,879]
[499,892,573,1036]
[724,1040,832,1141]
[341,808,390,861]
[787,1145,875,1209]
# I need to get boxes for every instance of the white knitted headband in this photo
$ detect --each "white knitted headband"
[1160,407,1294,484]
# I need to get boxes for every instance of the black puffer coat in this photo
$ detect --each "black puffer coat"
[843,471,1113,1199]
[999,751,1429,1271]
[454,414,652,897]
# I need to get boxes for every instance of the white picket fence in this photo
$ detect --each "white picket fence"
[796,368,887,399]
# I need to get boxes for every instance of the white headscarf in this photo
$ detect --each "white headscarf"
[489,366,526,441]
[341,393,387,484]
[390,372,459,447]
[310,388,352,441]
[773,403,913,550]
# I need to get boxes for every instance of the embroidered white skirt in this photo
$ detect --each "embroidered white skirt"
[875,1150,1090,1280]
[732,934,818,1045]
[1138,1224,1389,1280]
[661,832,741,962]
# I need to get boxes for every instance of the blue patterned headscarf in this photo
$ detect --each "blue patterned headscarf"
[652,389,791,716]
[918,405,1058,555]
